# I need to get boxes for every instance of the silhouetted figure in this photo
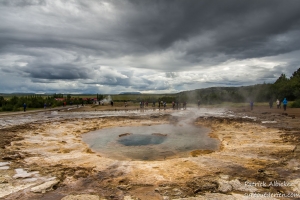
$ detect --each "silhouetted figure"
[250,101,254,110]
[23,103,27,112]
[269,99,273,108]
[183,102,187,110]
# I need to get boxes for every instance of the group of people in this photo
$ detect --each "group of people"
[271,98,288,111]
[277,98,288,111]
[139,101,148,108]
[137,101,187,110]
[251,98,288,111]
[171,101,187,110]
[157,101,167,109]
[22,102,53,112]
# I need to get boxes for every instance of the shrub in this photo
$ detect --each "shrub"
[2,104,13,111]
[13,106,20,111]
[291,99,300,108]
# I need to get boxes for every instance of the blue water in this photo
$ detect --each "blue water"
[82,123,219,161]
[118,134,167,146]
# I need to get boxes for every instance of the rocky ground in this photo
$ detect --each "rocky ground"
[0,105,300,200]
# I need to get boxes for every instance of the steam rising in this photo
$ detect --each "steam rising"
[99,95,112,105]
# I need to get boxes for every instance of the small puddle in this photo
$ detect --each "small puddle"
[82,123,219,161]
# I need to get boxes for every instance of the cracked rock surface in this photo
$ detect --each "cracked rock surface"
[0,106,300,199]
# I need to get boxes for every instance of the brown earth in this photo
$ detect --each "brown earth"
[0,105,300,200]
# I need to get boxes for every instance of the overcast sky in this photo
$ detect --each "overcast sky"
[1,0,300,94]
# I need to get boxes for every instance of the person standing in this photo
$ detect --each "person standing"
[250,101,254,111]
[276,99,280,109]
[279,101,281,109]
[23,103,27,112]
[269,99,273,108]
[282,98,288,111]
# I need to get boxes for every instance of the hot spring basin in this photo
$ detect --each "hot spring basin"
[82,124,219,161]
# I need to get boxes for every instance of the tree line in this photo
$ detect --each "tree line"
[179,67,300,107]
[0,93,102,111]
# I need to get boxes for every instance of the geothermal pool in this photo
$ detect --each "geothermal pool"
[82,123,219,161]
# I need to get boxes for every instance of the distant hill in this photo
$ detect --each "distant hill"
[119,92,141,95]
[10,93,35,95]
[176,84,273,104]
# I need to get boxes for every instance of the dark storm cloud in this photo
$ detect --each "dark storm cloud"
[84,73,169,91]
[116,0,300,60]
[1,68,14,73]
[85,77,130,87]
[23,64,90,80]
[1,0,299,61]
[1,0,300,93]
[30,79,57,83]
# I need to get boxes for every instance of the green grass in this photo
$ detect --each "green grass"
[1,93,296,108]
